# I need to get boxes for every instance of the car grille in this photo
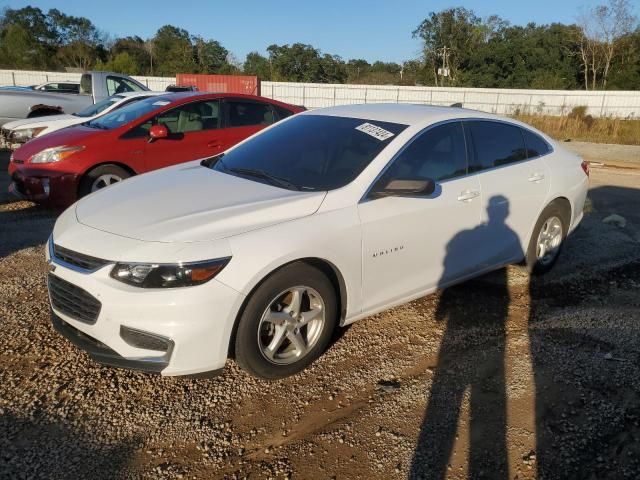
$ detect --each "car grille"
[53,244,110,271]
[48,274,102,324]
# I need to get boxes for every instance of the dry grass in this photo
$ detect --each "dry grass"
[513,110,640,146]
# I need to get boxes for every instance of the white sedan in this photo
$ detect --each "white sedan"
[0,91,163,149]
[46,104,589,379]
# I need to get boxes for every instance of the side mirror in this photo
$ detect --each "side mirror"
[371,177,436,199]
[148,124,168,142]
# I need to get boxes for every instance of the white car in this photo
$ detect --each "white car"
[0,91,164,149]
[46,104,589,379]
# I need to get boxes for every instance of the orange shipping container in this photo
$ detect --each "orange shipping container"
[176,73,260,95]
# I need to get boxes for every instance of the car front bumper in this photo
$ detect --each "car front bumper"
[8,162,80,206]
[46,238,245,376]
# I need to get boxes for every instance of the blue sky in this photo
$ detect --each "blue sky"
[3,0,607,63]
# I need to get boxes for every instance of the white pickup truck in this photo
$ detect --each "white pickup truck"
[0,71,149,127]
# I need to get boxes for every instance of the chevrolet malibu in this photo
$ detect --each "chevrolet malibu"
[47,104,589,379]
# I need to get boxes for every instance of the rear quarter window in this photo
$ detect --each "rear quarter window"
[521,128,552,159]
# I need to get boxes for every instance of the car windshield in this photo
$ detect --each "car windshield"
[211,115,407,191]
[86,96,172,130]
[74,96,122,118]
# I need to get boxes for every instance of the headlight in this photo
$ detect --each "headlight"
[110,258,231,288]
[12,126,47,142]
[30,145,85,164]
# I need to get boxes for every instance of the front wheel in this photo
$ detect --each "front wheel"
[78,164,131,198]
[234,263,338,379]
[525,201,569,275]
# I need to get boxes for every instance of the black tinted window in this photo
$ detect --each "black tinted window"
[521,128,551,158]
[211,115,407,191]
[378,122,467,184]
[274,105,294,120]
[226,101,274,127]
[466,121,527,171]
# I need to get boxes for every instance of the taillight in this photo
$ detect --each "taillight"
[581,160,590,177]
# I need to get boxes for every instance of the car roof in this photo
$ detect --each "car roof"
[146,91,295,105]
[304,103,501,126]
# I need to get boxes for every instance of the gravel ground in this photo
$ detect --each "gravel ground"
[1,151,640,479]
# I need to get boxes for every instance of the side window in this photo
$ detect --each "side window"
[226,101,274,127]
[126,100,220,137]
[466,121,527,172]
[377,122,467,184]
[521,128,551,159]
[274,105,294,121]
[106,76,143,96]
[156,100,219,133]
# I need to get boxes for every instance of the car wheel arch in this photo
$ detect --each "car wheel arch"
[78,162,137,195]
[227,257,347,359]
[524,196,573,255]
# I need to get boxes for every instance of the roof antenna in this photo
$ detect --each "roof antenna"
[450,102,463,108]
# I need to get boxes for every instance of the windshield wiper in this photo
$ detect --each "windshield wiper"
[86,122,108,130]
[227,167,301,191]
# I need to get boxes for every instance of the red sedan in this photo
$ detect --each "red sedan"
[8,93,304,206]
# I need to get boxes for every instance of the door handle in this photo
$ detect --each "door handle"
[528,173,545,182]
[130,149,143,155]
[457,190,480,202]
[207,141,222,148]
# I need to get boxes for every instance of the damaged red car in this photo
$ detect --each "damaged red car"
[8,92,304,206]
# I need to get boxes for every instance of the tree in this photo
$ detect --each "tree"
[152,25,197,75]
[346,59,370,82]
[318,54,347,83]
[193,36,228,73]
[413,8,484,86]
[577,0,637,89]
[0,6,56,69]
[243,52,271,79]
[48,8,105,69]
[110,36,150,74]
[95,51,138,75]
[267,43,323,82]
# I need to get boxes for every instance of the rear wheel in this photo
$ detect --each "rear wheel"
[79,164,131,198]
[234,263,338,379]
[525,201,569,275]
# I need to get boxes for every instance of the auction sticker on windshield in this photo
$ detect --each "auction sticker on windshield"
[355,122,395,141]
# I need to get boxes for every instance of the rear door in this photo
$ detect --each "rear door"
[221,99,278,148]
[464,120,551,266]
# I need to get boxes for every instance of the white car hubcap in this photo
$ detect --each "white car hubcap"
[258,286,326,365]
[536,216,563,265]
[91,174,122,192]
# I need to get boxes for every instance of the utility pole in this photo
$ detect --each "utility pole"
[437,46,451,84]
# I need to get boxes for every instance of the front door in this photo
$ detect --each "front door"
[358,122,483,313]
[122,99,225,172]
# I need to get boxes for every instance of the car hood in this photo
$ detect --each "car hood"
[75,162,327,243]
[3,114,77,131]
[11,125,103,160]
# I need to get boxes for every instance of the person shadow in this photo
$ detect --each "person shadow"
[410,195,521,479]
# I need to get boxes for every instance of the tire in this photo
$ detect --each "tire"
[78,164,131,198]
[234,263,338,379]
[525,201,570,275]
